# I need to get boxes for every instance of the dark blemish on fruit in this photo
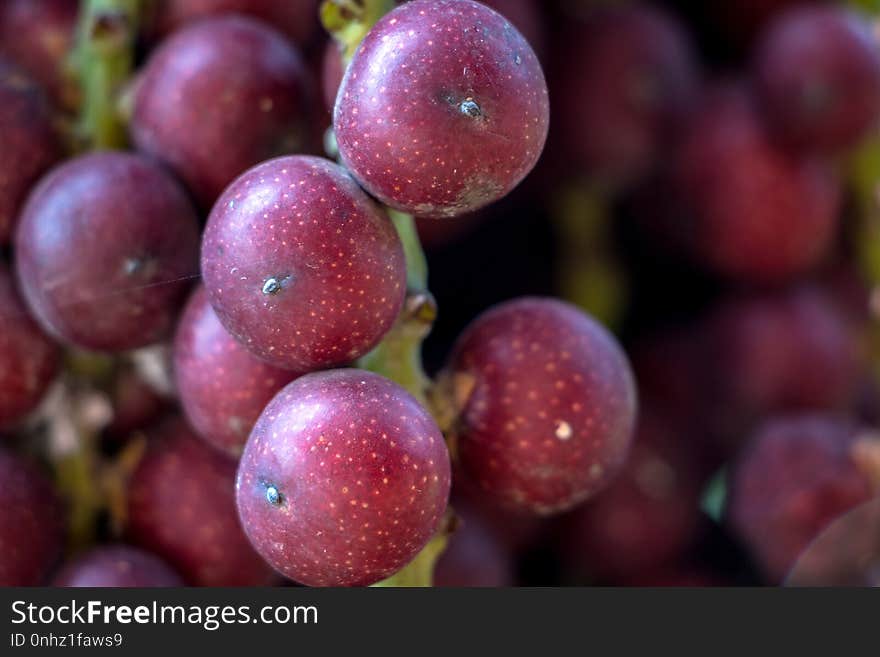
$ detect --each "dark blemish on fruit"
[265,484,283,506]
[459,98,482,118]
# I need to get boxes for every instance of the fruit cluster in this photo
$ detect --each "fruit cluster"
[2,0,880,588]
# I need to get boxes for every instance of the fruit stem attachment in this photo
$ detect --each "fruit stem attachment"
[320,0,397,65]
[72,0,141,150]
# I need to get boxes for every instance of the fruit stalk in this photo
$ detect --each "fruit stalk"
[321,0,398,64]
[73,0,141,149]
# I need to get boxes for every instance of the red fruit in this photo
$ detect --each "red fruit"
[320,41,344,115]
[0,0,78,107]
[127,418,277,586]
[434,506,515,587]
[703,286,860,447]
[15,152,200,352]
[201,155,406,371]
[754,6,880,154]
[446,297,638,516]
[104,368,170,441]
[131,16,311,209]
[480,0,546,61]
[174,286,301,456]
[725,415,875,583]
[0,449,65,585]
[551,3,698,189]
[236,369,451,587]
[559,411,703,581]
[335,0,549,218]
[0,58,61,245]
[149,0,319,46]
[786,496,880,586]
[674,83,841,283]
[0,263,60,428]
[52,545,183,587]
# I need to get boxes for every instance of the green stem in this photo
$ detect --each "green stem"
[371,532,450,587]
[73,0,141,150]
[552,181,628,329]
[321,0,398,64]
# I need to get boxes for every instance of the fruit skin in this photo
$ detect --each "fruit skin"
[0,0,79,108]
[0,263,60,428]
[447,297,638,516]
[334,0,549,218]
[674,83,840,283]
[130,16,311,210]
[236,369,451,587]
[52,545,183,587]
[0,58,62,245]
[201,155,406,371]
[15,152,200,352]
[754,6,880,154]
[558,411,703,582]
[0,449,65,586]
[148,0,319,46]
[434,505,515,587]
[702,286,860,449]
[127,417,277,586]
[551,3,698,190]
[725,415,875,583]
[174,285,302,456]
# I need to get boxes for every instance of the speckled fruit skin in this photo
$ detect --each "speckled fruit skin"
[0,449,65,586]
[150,0,319,46]
[675,84,840,283]
[754,6,880,154]
[551,4,697,190]
[201,155,406,371]
[236,369,451,587]
[174,286,302,456]
[0,264,60,429]
[725,415,875,583]
[52,545,183,587]
[0,0,79,108]
[447,297,638,516]
[334,0,549,219]
[14,152,200,352]
[127,418,277,586]
[131,16,310,210]
[0,58,61,245]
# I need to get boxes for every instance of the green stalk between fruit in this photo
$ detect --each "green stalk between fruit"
[72,0,141,150]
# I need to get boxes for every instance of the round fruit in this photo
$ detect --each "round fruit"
[725,414,875,583]
[445,297,638,515]
[0,0,78,107]
[201,155,406,371]
[14,151,200,352]
[558,411,702,581]
[0,263,60,428]
[551,4,697,189]
[334,0,549,218]
[674,83,840,283]
[52,545,183,587]
[149,0,319,46]
[130,16,311,209]
[236,369,451,587]
[127,417,277,586]
[754,6,880,154]
[434,505,515,587]
[0,58,61,245]
[174,285,302,456]
[0,448,65,585]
